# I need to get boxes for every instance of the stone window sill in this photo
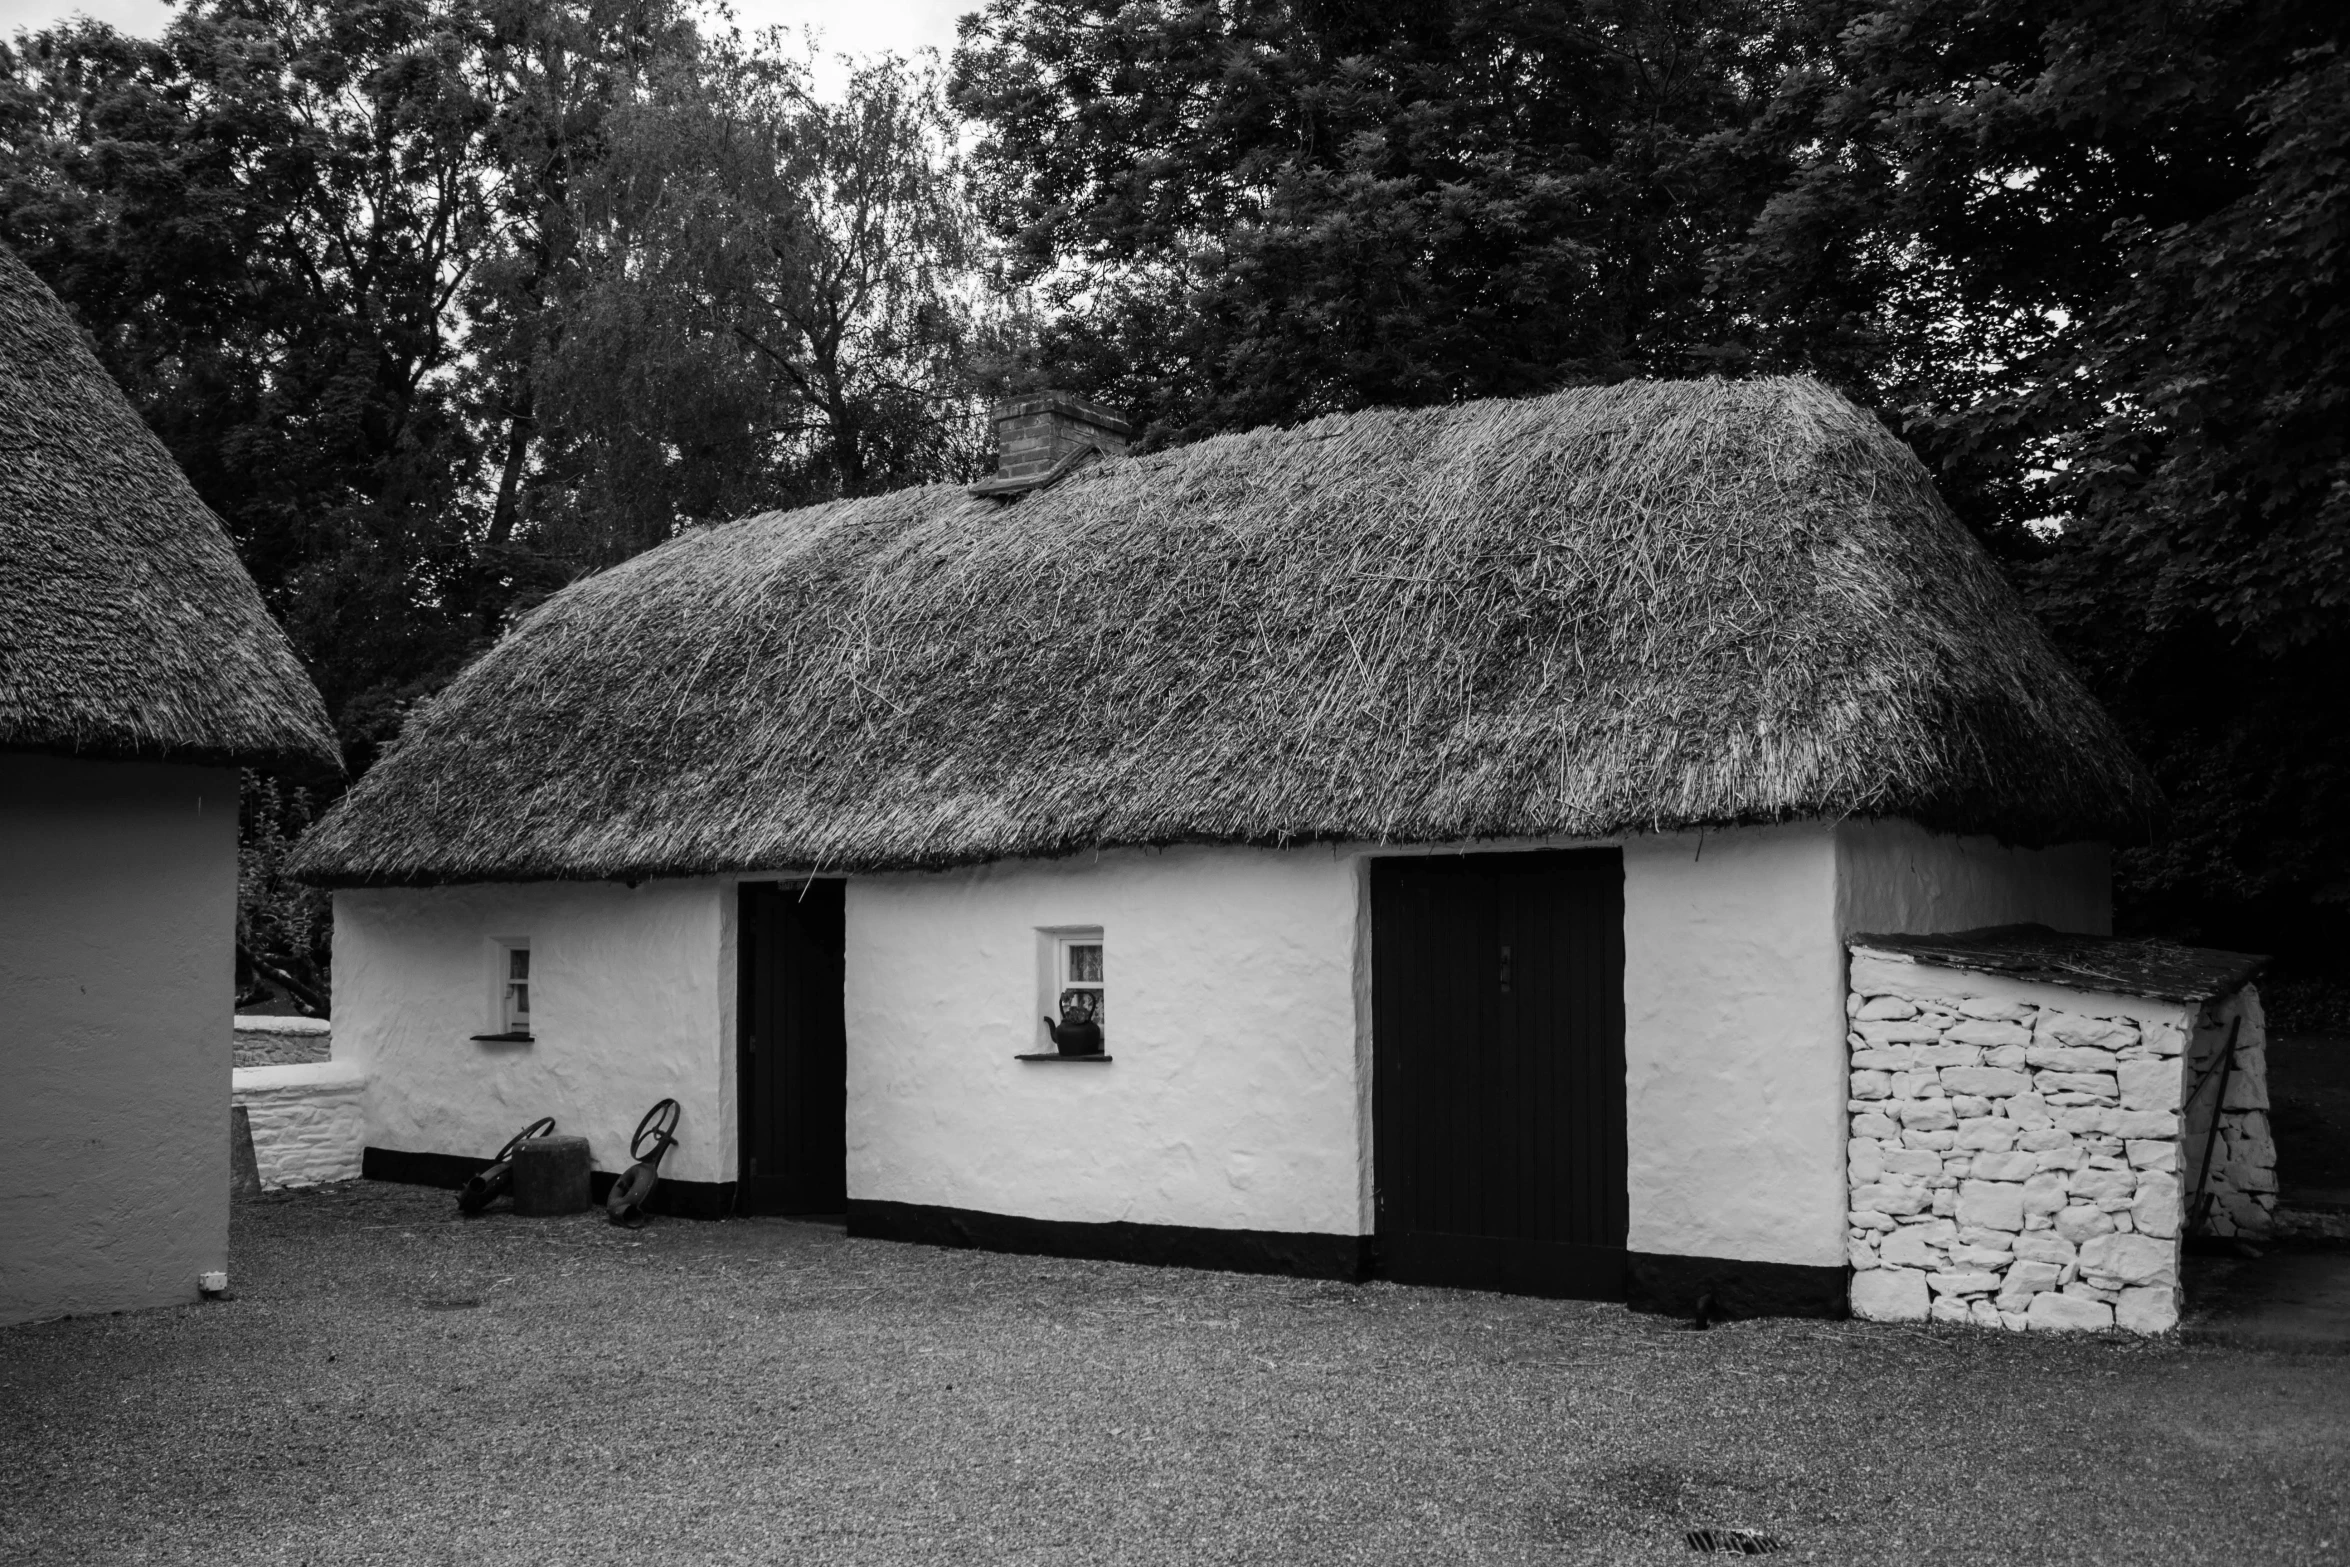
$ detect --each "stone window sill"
[471,1031,535,1043]
[1015,1053,1112,1063]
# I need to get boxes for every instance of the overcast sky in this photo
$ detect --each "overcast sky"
[0,0,971,94]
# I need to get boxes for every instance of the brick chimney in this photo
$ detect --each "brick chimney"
[973,391,1131,496]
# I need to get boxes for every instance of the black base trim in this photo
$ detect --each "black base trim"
[363,1146,736,1219]
[848,1199,1368,1281]
[1625,1250,1848,1321]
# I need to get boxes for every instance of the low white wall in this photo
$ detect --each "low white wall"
[233,1062,367,1188]
[332,879,732,1184]
[846,845,1364,1235]
[0,754,237,1326]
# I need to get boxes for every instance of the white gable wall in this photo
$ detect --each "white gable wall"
[332,878,734,1185]
[2,753,237,1326]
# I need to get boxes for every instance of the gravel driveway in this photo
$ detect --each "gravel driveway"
[3,1183,2345,1566]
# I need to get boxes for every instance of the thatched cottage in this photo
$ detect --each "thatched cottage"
[1,247,338,1326]
[294,378,2155,1316]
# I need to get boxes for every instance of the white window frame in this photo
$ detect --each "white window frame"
[1035,925,1105,1051]
[485,937,533,1040]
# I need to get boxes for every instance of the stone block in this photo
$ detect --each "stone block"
[1956,1226,2014,1251]
[2223,1070,2270,1112]
[1968,1298,2003,1328]
[1950,1095,1993,1119]
[2056,1107,2120,1135]
[2026,1044,2122,1072]
[1915,1041,1985,1069]
[1948,1019,2031,1049]
[1950,1243,2014,1270]
[2130,1183,2181,1239]
[1899,1103,1958,1131]
[1848,1237,1880,1271]
[2033,1147,2085,1173]
[1854,1184,1928,1216]
[2114,1110,2179,1139]
[2125,1139,2176,1172]
[1956,1180,2025,1231]
[1859,1019,1945,1045]
[1994,1259,2063,1310]
[1849,1143,1886,1185]
[1852,1112,1899,1140]
[1942,1065,2032,1098]
[2036,1070,2120,1099]
[1857,994,1919,1020]
[1958,1121,2021,1151]
[1999,1310,2030,1332]
[1892,1070,1945,1099]
[1932,1189,1958,1217]
[2017,1127,2073,1152]
[2054,1206,2117,1244]
[1985,1046,2029,1069]
[2027,1292,2116,1332]
[2065,1282,2119,1303]
[1959,997,2034,1021]
[2118,1058,2182,1112]
[2039,1014,2140,1052]
[2142,1022,2187,1057]
[1968,1150,2037,1182]
[2021,1172,2071,1215]
[1852,1048,1917,1071]
[1928,1271,2002,1297]
[1881,1147,1943,1178]
[1850,1210,1896,1232]
[2115,1285,2178,1335]
[1902,1129,1958,1151]
[2078,1232,2176,1287]
[1880,1228,1946,1269]
[2069,1168,2137,1201]
[2001,1094,2055,1129]
[1930,1296,1974,1325]
[1850,1070,1893,1099]
[2097,1196,2136,1214]
[1852,1267,1931,1322]
[2011,1232,2076,1265]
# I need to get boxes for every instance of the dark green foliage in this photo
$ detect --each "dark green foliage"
[238,770,332,1012]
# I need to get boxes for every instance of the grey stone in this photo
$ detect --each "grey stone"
[1942,1065,2033,1098]
[1930,1296,1974,1325]
[1859,1019,1945,1045]
[1994,1259,2063,1310]
[2017,1126,2074,1152]
[1915,1042,1985,1069]
[2036,1070,2121,1099]
[1857,995,1919,1020]
[1851,1267,1931,1322]
[1948,1019,2031,1049]
[1969,1298,2005,1329]
[2096,1196,2136,1214]
[2056,1107,2121,1135]
[1958,1121,2022,1152]
[1955,1180,2026,1231]
[1848,1237,1880,1271]
[1849,1210,1896,1231]
[1927,1271,2003,1297]
[1899,1103,1958,1132]
[1850,1070,1893,1099]
[1959,997,2035,1021]
[1853,1184,1928,1216]
[2077,1232,2177,1287]
[1956,1226,2014,1251]
[1949,1095,1993,1120]
[2033,1147,2085,1173]
[1848,1142,1886,1184]
[1950,1243,2014,1270]
[1999,1310,2030,1332]
[2125,1139,2177,1172]
[1902,1129,1958,1151]
[1851,1112,1899,1140]
[2026,1292,2116,1332]
[2039,1013,2140,1052]
[2021,1172,2071,1215]
[2115,1285,2177,1335]
[1967,1150,2037,1181]
[2054,1206,2117,1243]
[2069,1168,2137,1201]
[2026,1044,2123,1072]
[2001,1094,2055,1129]
[1985,1046,2029,1069]
[2011,1232,2076,1265]
[2142,1022,2186,1058]
[2131,1183,2181,1239]
[2119,1058,2182,1112]
[1880,1147,1943,1177]
[1892,1070,1945,1099]
[1852,1047,1917,1071]
[2065,1282,2119,1303]
[2114,1110,2179,1139]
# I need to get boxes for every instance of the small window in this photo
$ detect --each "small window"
[1058,935,1104,1035]
[475,939,534,1042]
[1026,926,1109,1060]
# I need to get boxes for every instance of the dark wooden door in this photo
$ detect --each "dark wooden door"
[737,879,847,1215]
[1372,849,1627,1298]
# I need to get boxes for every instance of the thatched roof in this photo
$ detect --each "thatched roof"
[0,246,337,772]
[294,376,2156,887]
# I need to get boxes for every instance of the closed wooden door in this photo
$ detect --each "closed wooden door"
[737,879,847,1215]
[1372,849,1627,1298]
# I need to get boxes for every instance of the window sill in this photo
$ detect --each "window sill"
[1015,1052,1112,1063]
[470,1031,535,1043]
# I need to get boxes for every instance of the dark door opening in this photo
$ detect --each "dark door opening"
[737,879,847,1215]
[1371,849,1627,1298]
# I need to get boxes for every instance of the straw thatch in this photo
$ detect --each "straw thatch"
[294,376,2156,887]
[0,246,337,772]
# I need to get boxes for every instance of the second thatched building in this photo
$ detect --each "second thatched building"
[293,377,2154,1316]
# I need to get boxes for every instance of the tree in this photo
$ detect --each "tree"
[950,0,1811,438]
[535,38,988,560]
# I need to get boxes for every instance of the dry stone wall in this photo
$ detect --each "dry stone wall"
[1845,985,2192,1334]
[2179,989,2277,1238]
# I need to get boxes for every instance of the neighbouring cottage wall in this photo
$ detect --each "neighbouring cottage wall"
[233,1014,331,1068]
[232,1062,367,1188]
[1834,819,2112,937]
[1844,950,2196,1334]
[2181,987,2277,1237]
[332,879,733,1185]
[0,753,238,1326]
[846,845,1364,1236]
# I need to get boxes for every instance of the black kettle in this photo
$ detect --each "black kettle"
[1043,1011,1104,1056]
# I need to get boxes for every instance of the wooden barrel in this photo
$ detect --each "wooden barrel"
[510,1135,592,1216]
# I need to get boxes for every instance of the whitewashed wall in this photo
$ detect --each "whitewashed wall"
[1,754,237,1326]
[233,1061,367,1188]
[845,845,1365,1235]
[1835,819,2111,937]
[332,879,733,1184]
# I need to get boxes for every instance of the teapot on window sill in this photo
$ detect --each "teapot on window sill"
[1042,1010,1104,1057]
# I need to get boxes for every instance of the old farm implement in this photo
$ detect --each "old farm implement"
[605,1098,681,1225]
[456,1117,556,1214]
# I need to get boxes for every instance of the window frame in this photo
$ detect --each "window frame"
[475,936,535,1042]
[1030,924,1108,1059]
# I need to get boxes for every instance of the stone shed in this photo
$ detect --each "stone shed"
[1845,926,2272,1334]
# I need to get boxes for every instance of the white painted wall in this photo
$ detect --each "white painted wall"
[332,879,733,1184]
[0,753,237,1326]
[845,846,1365,1236]
[233,1061,368,1188]
[1834,820,2110,938]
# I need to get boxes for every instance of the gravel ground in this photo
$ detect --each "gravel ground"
[3,1184,2346,1567]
